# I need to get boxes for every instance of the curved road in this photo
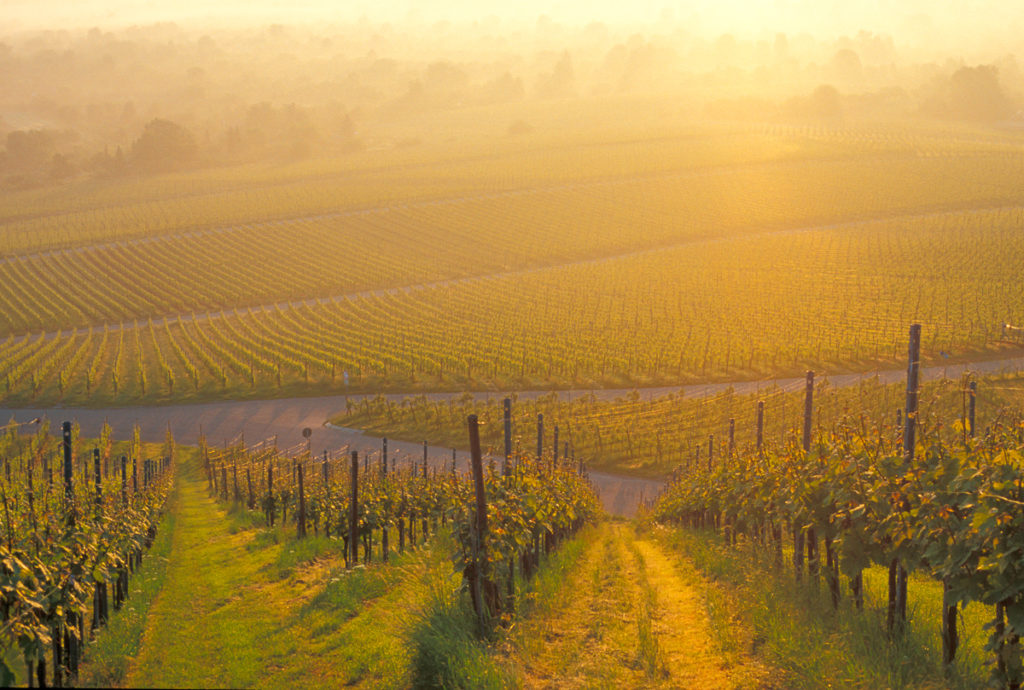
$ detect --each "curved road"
[2,352,1023,517]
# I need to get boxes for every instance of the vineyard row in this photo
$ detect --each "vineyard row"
[3,208,1024,405]
[3,154,1024,336]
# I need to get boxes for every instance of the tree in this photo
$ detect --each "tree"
[948,65,1013,121]
[5,130,56,169]
[537,51,575,99]
[131,119,197,172]
[811,85,843,120]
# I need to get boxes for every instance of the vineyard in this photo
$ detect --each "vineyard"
[0,123,1024,409]
[650,345,1024,687]
[2,149,1024,338]
[335,370,1024,477]
[17,344,1016,687]
[0,420,174,687]
[200,417,601,630]
[4,204,1024,405]
[323,328,1024,686]
[2,121,1017,256]
[5,111,1024,687]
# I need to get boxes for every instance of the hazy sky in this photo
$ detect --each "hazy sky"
[4,0,1024,54]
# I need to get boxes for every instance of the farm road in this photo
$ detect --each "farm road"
[1,352,1021,517]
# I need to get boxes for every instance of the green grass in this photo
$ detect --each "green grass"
[115,447,499,688]
[512,522,595,621]
[406,526,609,688]
[77,504,178,687]
[653,524,989,689]
[407,572,512,689]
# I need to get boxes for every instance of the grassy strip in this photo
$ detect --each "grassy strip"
[77,506,178,687]
[407,526,600,688]
[652,524,989,689]
[123,452,432,688]
[407,571,512,689]
[76,453,184,687]
[504,522,677,687]
[513,523,596,623]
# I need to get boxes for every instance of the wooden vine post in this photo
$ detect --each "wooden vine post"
[805,371,820,586]
[756,400,765,455]
[793,373,813,583]
[467,414,498,632]
[536,413,544,463]
[349,450,359,567]
[60,421,80,679]
[763,397,783,568]
[381,438,388,562]
[296,462,307,539]
[62,422,74,527]
[92,447,108,631]
[322,450,329,538]
[943,348,962,664]
[502,399,515,608]
[267,464,274,527]
[503,398,512,475]
[93,448,102,513]
[968,380,977,438]
[890,324,919,636]
[422,441,429,539]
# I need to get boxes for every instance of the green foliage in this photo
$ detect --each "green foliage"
[653,408,1024,686]
[0,426,174,683]
[337,374,1013,478]
[209,435,601,641]
[447,457,601,624]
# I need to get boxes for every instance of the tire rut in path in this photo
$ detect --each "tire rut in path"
[631,537,750,688]
[517,524,642,688]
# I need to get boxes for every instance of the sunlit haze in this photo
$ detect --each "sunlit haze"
[6,0,1024,686]
[4,1,1024,56]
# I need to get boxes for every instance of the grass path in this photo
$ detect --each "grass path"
[629,534,774,688]
[97,453,781,688]
[121,453,443,688]
[515,524,642,688]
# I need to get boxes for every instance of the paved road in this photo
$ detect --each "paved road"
[2,353,1022,517]
[0,396,665,517]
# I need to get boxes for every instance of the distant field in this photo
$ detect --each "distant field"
[2,119,1024,406]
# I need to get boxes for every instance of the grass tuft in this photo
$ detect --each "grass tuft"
[407,577,510,689]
